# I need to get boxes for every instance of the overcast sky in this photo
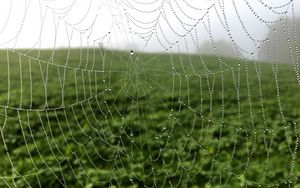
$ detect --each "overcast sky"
[0,0,299,56]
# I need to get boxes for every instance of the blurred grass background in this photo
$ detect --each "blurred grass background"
[0,48,300,187]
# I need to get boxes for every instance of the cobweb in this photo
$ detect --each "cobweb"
[0,0,299,187]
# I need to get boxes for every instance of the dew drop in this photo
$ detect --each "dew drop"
[130,50,134,55]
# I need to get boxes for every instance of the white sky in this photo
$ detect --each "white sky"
[0,0,299,55]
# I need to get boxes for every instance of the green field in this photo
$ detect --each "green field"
[0,48,300,187]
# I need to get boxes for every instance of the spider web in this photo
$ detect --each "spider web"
[0,0,300,187]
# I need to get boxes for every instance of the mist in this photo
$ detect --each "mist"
[0,0,299,60]
[259,17,300,63]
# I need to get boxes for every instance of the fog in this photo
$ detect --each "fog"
[0,0,299,59]
[259,17,300,63]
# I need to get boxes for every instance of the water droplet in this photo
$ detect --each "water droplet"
[130,50,134,55]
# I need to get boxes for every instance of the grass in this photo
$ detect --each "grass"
[0,48,300,187]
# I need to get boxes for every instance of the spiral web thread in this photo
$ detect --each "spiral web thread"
[0,0,299,187]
